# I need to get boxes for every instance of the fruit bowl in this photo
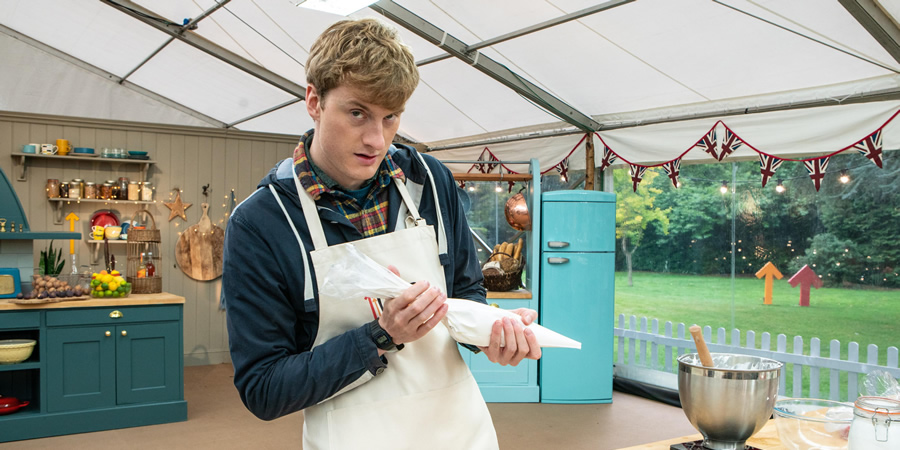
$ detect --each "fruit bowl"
[0,339,37,364]
[773,398,853,450]
[89,270,132,298]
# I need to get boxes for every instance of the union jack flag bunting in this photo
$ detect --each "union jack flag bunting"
[853,129,884,168]
[804,157,830,192]
[555,156,569,181]
[470,148,499,173]
[598,145,618,172]
[629,164,647,192]
[695,127,718,160]
[662,159,681,188]
[758,153,783,188]
[718,128,743,161]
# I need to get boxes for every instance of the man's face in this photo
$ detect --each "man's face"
[306,83,403,190]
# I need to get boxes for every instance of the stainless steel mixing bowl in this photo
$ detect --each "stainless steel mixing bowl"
[678,353,783,450]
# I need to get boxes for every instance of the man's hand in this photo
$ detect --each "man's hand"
[378,266,448,346]
[479,308,541,366]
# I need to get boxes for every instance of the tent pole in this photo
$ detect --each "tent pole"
[585,133,596,191]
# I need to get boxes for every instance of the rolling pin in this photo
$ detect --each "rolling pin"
[689,325,715,367]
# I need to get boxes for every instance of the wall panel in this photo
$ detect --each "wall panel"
[0,112,297,366]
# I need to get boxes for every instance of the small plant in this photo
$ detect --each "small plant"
[39,240,65,276]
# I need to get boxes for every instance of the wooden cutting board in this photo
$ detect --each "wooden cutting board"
[175,203,225,281]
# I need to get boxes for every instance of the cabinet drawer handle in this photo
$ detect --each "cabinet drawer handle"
[105,331,111,337]
[548,257,570,264]
[121,330,127,337]
[109,310,123,319]
[548,241,570,248]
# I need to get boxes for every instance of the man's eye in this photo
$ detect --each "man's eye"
[351,110,364,118]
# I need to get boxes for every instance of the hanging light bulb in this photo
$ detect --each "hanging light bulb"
[495,182,503,193]
[839,169,850,184]
[467,185,475,192]
[719,181,728,194]
[775,179,785,193]
[560,175,567,182]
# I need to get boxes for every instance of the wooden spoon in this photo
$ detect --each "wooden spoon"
[689,325,715,367]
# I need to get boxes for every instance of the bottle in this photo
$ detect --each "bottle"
[137,252,147,278]
[145,252,155,277]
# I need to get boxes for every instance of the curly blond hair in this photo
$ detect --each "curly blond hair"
[306,18,419,111]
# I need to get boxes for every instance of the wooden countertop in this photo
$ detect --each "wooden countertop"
[0,292,185,310]
[620,420,785,450]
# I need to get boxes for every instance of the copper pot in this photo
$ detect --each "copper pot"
[504,193,531,231]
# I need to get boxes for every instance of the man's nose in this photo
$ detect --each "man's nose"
[362,121,385,149]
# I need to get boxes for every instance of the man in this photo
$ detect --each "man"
[223,18,540,449]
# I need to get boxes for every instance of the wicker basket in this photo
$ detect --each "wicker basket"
[0,339,36,365]
[481,251,525,292]
[127,210,162,294]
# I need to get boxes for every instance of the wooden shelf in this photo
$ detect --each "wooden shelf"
[11,153,155,182]
[487,289,532,299]
[48,198,158,224]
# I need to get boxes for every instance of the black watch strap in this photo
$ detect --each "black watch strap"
[368,320,404,351]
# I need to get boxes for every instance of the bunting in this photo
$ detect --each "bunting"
[853,129,884,168]
[804,157,830,191]
[662,159,681,188]
[758,154,783,188]
[695,127,718,160]
[718,128,744,161]
[555,156,569,181]
[629,164,647,192]
[598,145,618,172]
[470,148,499,174]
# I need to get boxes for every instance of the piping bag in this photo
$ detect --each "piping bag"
[689,325,715,367]
[320,244,581,349]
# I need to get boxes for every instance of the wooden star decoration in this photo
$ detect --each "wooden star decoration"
[164,191,192,222]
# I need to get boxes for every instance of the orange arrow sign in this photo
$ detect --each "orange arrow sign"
[65,212,79,255]
[755,261,783,305]
[788,264,823,307]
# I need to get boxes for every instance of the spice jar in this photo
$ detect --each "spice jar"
[106,180,118,200]
[68,180,81,199]
[128,181,141,201]
[117,177,129,200]
[100,183,113,200]
[46,179,60,198]
[849,396,900,449]
[72,178,85,196]
[141,181,153,202]
[84,182,98,199]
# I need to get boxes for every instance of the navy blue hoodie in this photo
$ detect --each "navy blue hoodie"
[222,143,486,420]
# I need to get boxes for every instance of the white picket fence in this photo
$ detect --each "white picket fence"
[614,314,900,402]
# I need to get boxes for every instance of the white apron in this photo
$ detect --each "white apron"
[270,159,497,450]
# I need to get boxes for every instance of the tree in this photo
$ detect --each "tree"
[614,168,670,286]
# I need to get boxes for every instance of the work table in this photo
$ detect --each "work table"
[0,292,185,309]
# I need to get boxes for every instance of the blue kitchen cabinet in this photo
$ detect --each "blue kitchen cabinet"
[458,159,542,402]
[0,299,187,443]
[540,190,615,403]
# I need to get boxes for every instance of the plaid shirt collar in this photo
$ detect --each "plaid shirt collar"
[292,129,405,237]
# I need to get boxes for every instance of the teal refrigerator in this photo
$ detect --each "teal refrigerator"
[540,190,616,403]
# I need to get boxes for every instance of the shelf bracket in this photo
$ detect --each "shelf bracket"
[90,242,101,264]
[52,201,65,225]
[15,155,27,181]
[141,163,150,182]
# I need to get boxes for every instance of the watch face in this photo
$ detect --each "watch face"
[375,335,389,346]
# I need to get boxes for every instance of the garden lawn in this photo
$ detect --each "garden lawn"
[613,271,900,399]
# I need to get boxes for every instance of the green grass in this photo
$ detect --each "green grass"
[613,271,900,400]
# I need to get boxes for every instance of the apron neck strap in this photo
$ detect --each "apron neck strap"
[293,166,423,251]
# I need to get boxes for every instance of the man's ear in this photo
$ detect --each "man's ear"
[306,84,321,122]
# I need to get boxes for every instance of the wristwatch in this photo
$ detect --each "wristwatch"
[368,320,404,351]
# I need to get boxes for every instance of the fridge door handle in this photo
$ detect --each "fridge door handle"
[547,257,570,264]
[547,241,570,248]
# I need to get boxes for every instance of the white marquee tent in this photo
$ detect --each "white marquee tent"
[3,0,900,175]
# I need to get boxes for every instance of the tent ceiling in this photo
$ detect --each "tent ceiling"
[2,0,900,164]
